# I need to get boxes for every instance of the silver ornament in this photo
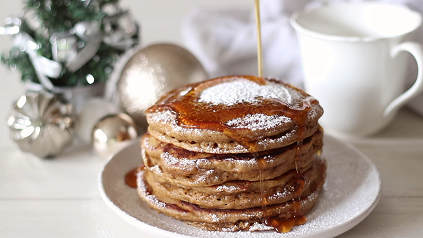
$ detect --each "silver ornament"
[7,91,75,158]
[92,113,139,160]
[117,43,208,129]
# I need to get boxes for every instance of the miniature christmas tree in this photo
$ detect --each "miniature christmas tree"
[1,0,139,88]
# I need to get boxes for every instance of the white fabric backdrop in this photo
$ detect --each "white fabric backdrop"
[181,0,423,115]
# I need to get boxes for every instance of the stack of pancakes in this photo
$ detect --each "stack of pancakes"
[137,76,326,232]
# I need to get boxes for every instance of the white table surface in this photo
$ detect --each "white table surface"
[1,1,423,237]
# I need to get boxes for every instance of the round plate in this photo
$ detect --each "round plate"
[99,135,381,238]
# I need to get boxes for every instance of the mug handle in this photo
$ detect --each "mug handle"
[384,42,423,117]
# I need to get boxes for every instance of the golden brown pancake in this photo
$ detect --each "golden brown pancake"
[141,128,323,186]
[146,76,323,154]
[143,158,321,209]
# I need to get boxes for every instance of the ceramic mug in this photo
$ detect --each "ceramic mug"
[291,2,423,138]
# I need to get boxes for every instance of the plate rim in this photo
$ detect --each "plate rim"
[298,135,382,238]
[98,135,381,238]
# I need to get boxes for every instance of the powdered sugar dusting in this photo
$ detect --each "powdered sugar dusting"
[215,185,239,193]
[162,151,197,169]
[248,222,273,231]
[196,170,217,183]
[225,114,291,131]
[161,152,264,182]
[257,129,297,147]
[179,87,192,97]
[268,189,290,202]
[150,165,163,175]
[136,171,166,209]
[211,214,220,222]
[199,78,294,106]
[148,110,204,136]
[149,110,175,124]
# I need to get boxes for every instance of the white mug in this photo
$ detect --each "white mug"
[291,2,423,138]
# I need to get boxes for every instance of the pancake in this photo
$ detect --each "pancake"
[146,76,323,154]
[142,128,323,186]
[137,158,326,231]
[143,158,320,209]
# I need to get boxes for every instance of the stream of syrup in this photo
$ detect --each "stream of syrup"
[255,0,263,78]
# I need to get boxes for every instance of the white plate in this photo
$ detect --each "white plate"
[99,135,381,238]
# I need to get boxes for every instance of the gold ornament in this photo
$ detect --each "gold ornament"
[92,113,139,160]
[117,43,208,129]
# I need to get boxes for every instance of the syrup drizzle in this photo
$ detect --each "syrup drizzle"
[256,154,267,217]
[147,76,316,143]
[263,102,310,233]
[146,76,316,233]
[125,166,144,188]
[254,0,263,78]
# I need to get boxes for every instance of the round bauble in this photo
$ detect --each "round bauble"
[117,43,208,129]
[7,91,75,158]
[76,97,119,143]
[92,113,139,160]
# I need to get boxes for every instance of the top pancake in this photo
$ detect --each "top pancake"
[146,76,323,154]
